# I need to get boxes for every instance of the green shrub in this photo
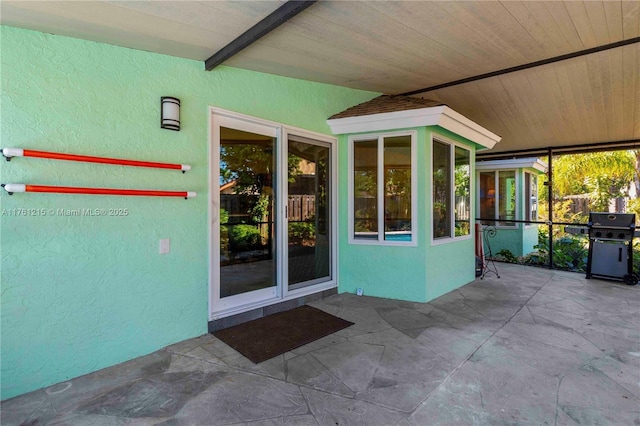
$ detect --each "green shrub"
[220,208,229,225]
[228,224,262,253]
[289,221,315,241]
[523,229,588,272]
[495,249,517,263]
[521,251,547,266]
[552,236,588,271]
[455,222,470,237]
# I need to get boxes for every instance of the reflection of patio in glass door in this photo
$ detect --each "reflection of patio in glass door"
[212,111,333,316]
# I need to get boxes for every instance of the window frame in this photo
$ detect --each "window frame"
[524,171,538,227]
[348,130,418,246]
[430,134,473,245]
[478,169,519,229]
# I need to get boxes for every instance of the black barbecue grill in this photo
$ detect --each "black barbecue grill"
[586,212,638,285]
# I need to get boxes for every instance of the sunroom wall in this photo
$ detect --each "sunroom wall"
[424,127,477,301]
[0,25,379,399]
[337,127,427,302]
[337,126,478,303]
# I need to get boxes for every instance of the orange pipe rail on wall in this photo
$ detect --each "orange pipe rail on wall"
[2,184,196,199]
[2,148,191,172]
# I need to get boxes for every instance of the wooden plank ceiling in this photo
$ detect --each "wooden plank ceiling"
[2,1,639,154]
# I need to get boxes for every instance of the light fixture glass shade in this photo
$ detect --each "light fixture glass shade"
[161,96,180,131]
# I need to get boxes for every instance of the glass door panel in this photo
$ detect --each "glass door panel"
[287,137,331,290]
[219,126,277,298]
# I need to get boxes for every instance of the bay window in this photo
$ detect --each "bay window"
[351,132,416,244]
[432,137,471,240]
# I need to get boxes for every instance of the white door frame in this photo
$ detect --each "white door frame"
[209,107,338,321]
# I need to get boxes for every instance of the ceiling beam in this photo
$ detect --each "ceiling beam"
[399,37,640,96]
[205,0,317,71]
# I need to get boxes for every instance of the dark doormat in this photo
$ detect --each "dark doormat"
[212,305,353,364]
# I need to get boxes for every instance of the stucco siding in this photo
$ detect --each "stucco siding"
[0,25,378,399]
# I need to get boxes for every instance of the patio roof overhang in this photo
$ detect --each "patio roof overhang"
[1,1,638,156]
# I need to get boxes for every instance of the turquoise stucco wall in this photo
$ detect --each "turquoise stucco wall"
[0,26,378,399]
[337,127,476,303]
[523,224,539,254]
[489,228,524,257]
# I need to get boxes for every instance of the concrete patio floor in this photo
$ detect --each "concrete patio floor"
[3,263,639,425]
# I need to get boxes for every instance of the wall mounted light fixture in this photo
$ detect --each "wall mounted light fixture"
[161,96,180,131]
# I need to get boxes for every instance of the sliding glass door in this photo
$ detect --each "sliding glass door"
[211,111,334,317]
[287,136,331,290]
[219,126,277,299]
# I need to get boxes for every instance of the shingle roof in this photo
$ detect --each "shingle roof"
[328,95,445,119]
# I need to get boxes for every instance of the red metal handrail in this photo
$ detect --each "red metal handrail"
[2,148,191,172]
[2,184,196,198]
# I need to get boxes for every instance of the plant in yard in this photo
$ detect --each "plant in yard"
[521,251,547,266]
[495,249,518,263]
[627,198,640,225]
[228,224,262,253]
[455,222,470,237]
[289,221,316,243]
[551,236,589,271]
[522,227,588,272]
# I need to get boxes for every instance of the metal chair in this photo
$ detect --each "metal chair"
[481,225,500,279]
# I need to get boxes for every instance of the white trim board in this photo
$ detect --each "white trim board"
[476,157,547,173]
[327,106,501,150]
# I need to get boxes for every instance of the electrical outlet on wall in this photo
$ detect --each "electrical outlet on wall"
[159,239,170,254]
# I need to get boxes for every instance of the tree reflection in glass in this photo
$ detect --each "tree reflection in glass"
[219,127,276,298]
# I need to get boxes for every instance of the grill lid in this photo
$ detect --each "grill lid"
[588,212,636,229]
